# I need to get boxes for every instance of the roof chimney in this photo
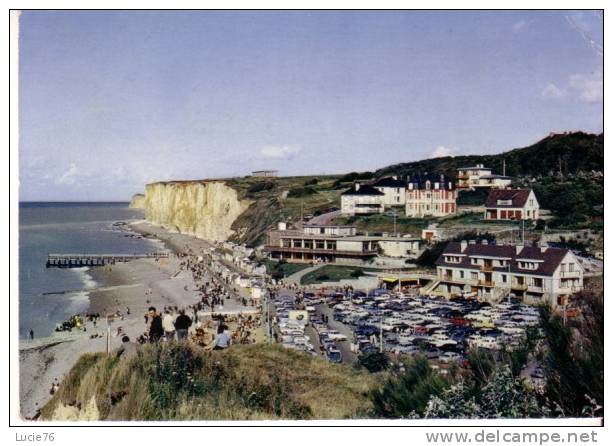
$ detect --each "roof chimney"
[355,183,360,191]
[460,240,468,252]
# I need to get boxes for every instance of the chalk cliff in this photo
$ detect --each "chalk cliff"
[143,181,252,242]
[129,193,146,209]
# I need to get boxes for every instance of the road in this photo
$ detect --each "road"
[314,303,357,364]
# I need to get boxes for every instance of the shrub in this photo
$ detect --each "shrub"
[287,186,317,198]
[370,355,448,417]
[358,351,389,373]
[247,181,275,195]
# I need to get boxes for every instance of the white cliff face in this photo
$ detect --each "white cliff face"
[129,193,146,209]
[143,181,251,242]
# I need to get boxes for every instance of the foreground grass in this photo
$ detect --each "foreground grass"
[300,265,379,285]
[41,343,375,421]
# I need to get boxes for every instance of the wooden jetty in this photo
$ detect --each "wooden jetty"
[46,252,169,268]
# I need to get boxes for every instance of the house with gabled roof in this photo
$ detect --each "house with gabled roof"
[372,176,407,207]
[433,240,583,306]
[484,189,540,220]
[340,183,385,215]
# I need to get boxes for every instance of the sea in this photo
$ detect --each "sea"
[18,202,161,340]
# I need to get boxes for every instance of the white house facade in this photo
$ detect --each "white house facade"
[484,189,540,220]
[433,241,583,307]
[340,183,385,215]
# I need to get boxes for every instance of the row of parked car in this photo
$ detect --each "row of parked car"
[325,289,541,363]
[273,295,317,355]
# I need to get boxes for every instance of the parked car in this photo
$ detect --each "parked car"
[326,348,342,363]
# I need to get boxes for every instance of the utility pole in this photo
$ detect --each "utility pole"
[503,158,506,177]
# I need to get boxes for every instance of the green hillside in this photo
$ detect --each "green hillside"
[41,343,374,421]
[375,132,603,179]
[225,132,603,245]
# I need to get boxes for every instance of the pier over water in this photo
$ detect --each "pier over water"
[46,252,169,268]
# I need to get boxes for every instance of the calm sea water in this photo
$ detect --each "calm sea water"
[19,202,159,339]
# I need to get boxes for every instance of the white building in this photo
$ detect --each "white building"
[303,224,356,236]
[372,176,407,207]
[484,189,540,220]
[457,164,511,189]
[341,183,385,215]
[405,174,457,218]
[377,235,422,258]
[433,241,583,306]
[266,224,421,264]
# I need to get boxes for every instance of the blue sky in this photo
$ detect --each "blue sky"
[18,11,603,201]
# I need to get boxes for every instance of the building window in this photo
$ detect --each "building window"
[471,272,478,280]
[459,271,464,279]
[501,274,507,283]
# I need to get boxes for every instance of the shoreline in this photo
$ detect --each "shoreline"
[20,220,201,419]
[20,218,264,419]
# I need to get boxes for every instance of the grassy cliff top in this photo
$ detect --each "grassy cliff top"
[41,343,374,421]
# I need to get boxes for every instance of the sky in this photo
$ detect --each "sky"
[18,10,603,201]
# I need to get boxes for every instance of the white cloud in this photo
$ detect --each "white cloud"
[512,20,530,32]
[430,146,458,159]
[259,145,302,160]
[569,69,603,103]
[55,163,80,185]
[541,83,566,99]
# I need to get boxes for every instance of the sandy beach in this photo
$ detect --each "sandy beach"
[19,220,261,419]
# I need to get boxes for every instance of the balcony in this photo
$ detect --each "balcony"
[560,270,581,278]
[478,280,494,287]
[265,245,378,257]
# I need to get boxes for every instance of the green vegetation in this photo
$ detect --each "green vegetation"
[332,171,375,188]
[264,260,311,280]
[225,175,343,247]
[456,188,490,206]
[376,132,602,179]
[371,355,448,417]
[42,343,374,421]
[223,132,601,246]
[539,292,603,417]
[523,176,604,229]
[300,265,378,285]
[357,351,390,373]
[287,186,318,198]
[43,291,603,420]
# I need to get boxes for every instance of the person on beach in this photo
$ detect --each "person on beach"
[162,310,176,341]
[174,309,192,341]
[29,328,34,340]
[147,307,164,342]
